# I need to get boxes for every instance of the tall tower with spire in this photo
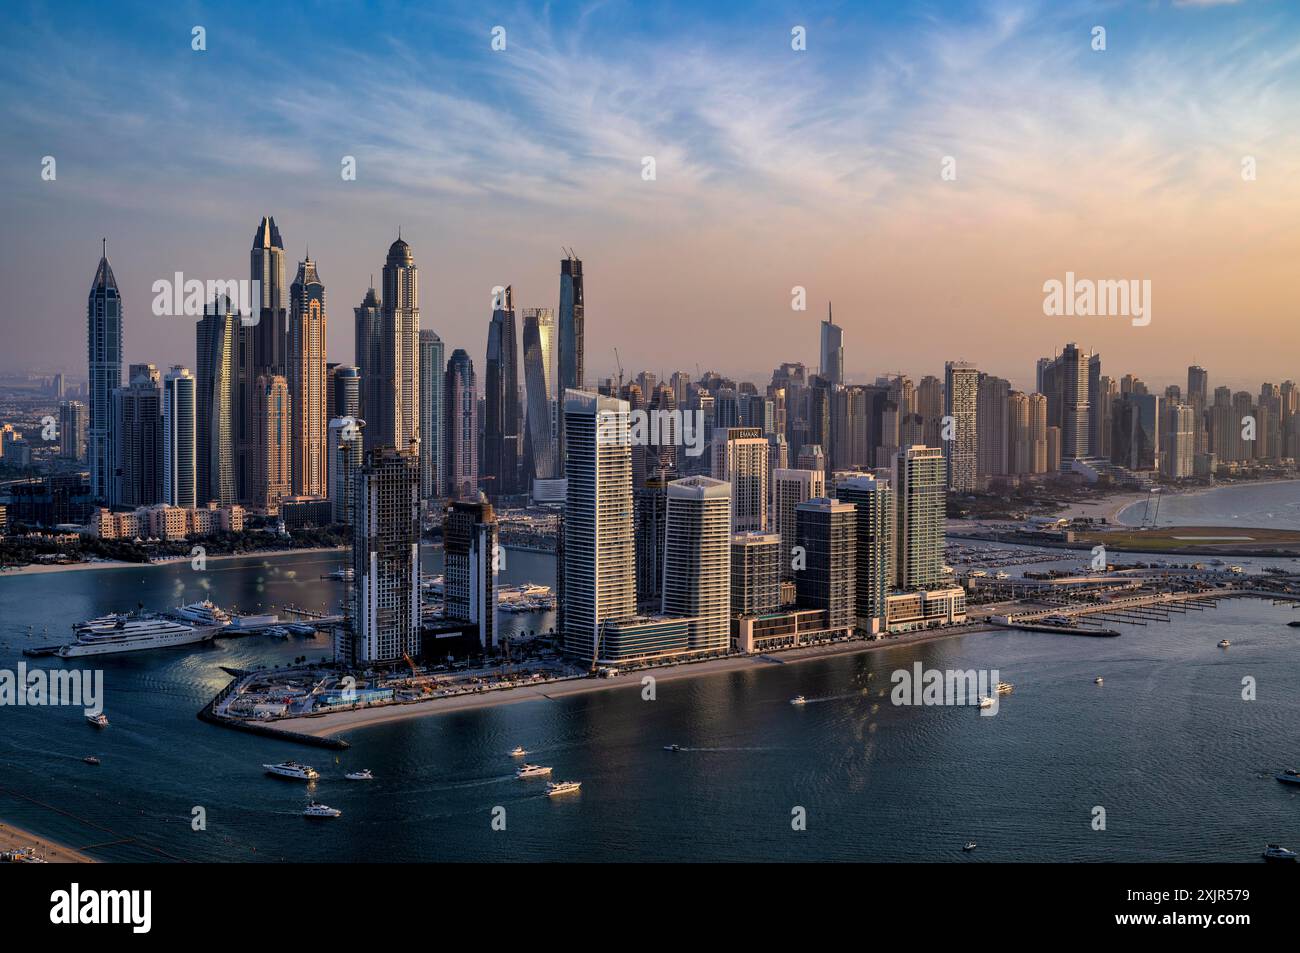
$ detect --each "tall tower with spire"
[87,240,123,502]
[375,235,420,450]
[289,255,327,497]
[239,216,286,503]
[819,302,844,386]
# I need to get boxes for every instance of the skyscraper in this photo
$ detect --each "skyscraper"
[328,417,364,524]
[370,237,420,451]
[240,216,286,502]
[87,243,123,502]
[351,443,421,665]
[773,467,826,580]
[819,304,844,385]
[556,254,584,476]
[522,307,557,485]
[110,365,162,508]
[330,364,361,419]
[418,330,445,500]
[162,366,197,509]
[443,349,478,500]
[730,532,781,617]
[976,374,1011,487]
[253,373,290,513]
[288,256,327,498]
[662,476,732,652]
[354,284,383,450]
[794,497,856,631]
[561,390,635,661]
[443,497,499,650]
[483,285,521,498]
[944,361,979,492]
[893,445,944,591]
[58,400,88,461]
[710,427,769,532]
[196,296,237,505]
[835,473,892,634]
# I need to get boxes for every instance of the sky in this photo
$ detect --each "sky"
[2,0,1299,395]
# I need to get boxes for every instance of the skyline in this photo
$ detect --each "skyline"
[4,0,1300,390]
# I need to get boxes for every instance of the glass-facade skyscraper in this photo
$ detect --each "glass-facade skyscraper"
[87,245,123,502]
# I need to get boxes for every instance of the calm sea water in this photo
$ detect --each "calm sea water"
[1,523,1299,862]
[1116,479,1300,530]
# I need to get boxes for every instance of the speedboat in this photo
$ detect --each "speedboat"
[516,763,553,779]
[978,696,995,710]
[85,712,109,728]
[345,769,374,781]
[303,802,341,819]
[664,744,683,752]
[509,746,527,757]
[1094,677,1104,685]
[1262,844,1298,863]
[264,761,320,781]
[1218,639,1231,648]
[82,756,100,766]
[790,695,807,706]
[1275,769,1300,786]
[963,841,977,851]
[995,682,1014,695]
[546,780,581,796]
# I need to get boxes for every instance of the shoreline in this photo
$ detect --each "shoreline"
[0,545,347,577]
[0,818,97,863]
[263,624,1000,741]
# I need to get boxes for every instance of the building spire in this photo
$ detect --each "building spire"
[101,237,106,259]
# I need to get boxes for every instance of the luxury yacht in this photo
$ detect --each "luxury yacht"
[345,769,374,781]
[264,761,320,781]
[516,763,553,779]
[995,682,1014,695]
[60,616,215,657]
[303,802,342,818]
[546,780,581,796]
[168,601,231,628]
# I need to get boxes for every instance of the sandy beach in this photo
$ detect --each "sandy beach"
[265,623,1000,740]
[0,819,96,863]
[0,545,347,577]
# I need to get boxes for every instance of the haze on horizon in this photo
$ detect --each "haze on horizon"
[2,0,1299,394]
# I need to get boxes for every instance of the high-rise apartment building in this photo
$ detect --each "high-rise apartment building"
[328,417,365,524]
[110,364,162,508]
[710,427,769,533]
[443,497,500,650]
[162,366,196,509]
[944,362,979,492]
[663,476,732,652]
[351,443,421,665]
[288,257,327,498]
[354,284,383,450]
[240,217,286,502]
[443,349,478,500]
[58,400,88,461]
[483,285,521,498]
[730,532,781,618]
[794,497,856,631]
[253,373,290,513]
[835,473,892,634]
[522,307,557,485]
[561,390,635,661]
[418,331,445,499]
[819,304,844,386]
[892,445,944,591]
[196,296,238,505]
[88,245,123,502]
[772,467,825,580]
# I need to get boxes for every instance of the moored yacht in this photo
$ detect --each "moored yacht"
[264,761,320,781]
[168,600,231,628]
[60,616,215,657]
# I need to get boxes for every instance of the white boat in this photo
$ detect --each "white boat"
[168,600,231,627]
[264,761,319,781]
[1094,676,1104,685]
[963,841,977,851]
[1262,843,1298,863]
[284,623,317,636]
[1218,639,1231,648]
[509,746,527,757]
[995,682,1014,695]
[59,617,216,657]
[516,763,553,779]
[303,802,341,818]
[345,769,373,781]
[978,696,995,709]
[995,572,1010,580]
[227,613,280,631]
[546,780,581,796]
[264,627,291,639]
[790,695,807,706]
[664,744,683,752]
[85,712,109,728]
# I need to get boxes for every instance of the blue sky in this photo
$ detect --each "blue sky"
[3,0,1298,391]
